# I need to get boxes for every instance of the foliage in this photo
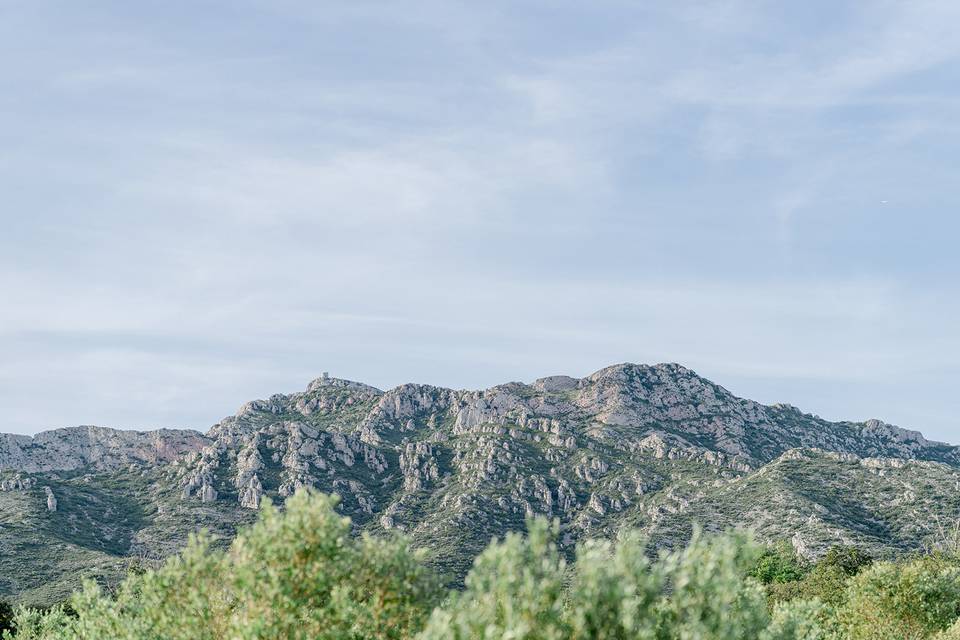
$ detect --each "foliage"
[928,516,960,556]
[418,518,570,640]
[419,525,827,640]
[836,555,960,640]
[654,530,771,639]
[0,602,13,636]
[7,492,960,640]
[818,545,874,577]
[766,544,873,607]
[2,606,75,640]
[763,599,831,640]
[751,542,811,585]
[4,491,441,640]
[934,619,960,639]
[565,531,662,639]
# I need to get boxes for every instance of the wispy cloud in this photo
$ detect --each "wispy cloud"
[1,1,959,441]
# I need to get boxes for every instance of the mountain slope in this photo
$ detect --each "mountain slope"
[1,363,957,605]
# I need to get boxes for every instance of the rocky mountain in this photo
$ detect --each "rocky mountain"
[1,363,958,606]
[0,426,209,473]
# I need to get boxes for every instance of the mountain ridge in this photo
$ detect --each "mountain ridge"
[1,362,958,606]
[3,362,949,454]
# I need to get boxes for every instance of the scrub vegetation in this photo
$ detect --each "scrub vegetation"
[6,490,960,640]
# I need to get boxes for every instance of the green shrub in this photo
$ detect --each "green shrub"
[26,494,960,640]
[419,525,826,640]
[566,531,662,639]
[0,601,13,636]
[763,599,830,640]
[837,555,960,640]
[655,530,771,639]
[934,618,960,639]
[751,542,811,585]
[766,544,873,608]
[418,518,570,640]
[2,605,74,640]
[4,491,441,640]
[818,546,873,577]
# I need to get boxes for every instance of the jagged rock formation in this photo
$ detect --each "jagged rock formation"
[0,426,209,473]
[0,474,33,491]
[400,442,440,491]
[0,362,958,606]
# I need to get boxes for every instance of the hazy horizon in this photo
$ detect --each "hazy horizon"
[2,2,959,443]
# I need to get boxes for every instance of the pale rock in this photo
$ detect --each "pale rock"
[400,442,440,491]
[238,474,263,509]
[44,486,57,512]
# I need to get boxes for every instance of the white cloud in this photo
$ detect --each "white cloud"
[1,1,959,443]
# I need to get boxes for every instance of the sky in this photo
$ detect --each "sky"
[1,1,959,442]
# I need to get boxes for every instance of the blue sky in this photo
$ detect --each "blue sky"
[1,1,959,442]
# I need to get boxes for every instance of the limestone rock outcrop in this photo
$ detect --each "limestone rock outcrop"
[43,486,57,512]
[399,442,440,491]
[0,474,33,491]
[0,426,209,473]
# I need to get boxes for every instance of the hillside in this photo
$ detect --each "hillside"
[1,363,957,605]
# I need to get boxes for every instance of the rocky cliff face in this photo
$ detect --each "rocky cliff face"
[171,363,956,515]
[1,362,958,605]
[0,425,210,472]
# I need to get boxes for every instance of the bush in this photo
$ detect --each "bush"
[837,555,960,640]
[418,518,570,640]
[3,607,70,640]
[0,602,13,637]
[751,542,810,585]
[19,495,960,640]
[763,599,831,640]
[934,619,960,639]
[566,531,662,639]
[4,491,441,640]
[420,525,825,640]
[655,530,771,639]
[818,546,873,577]
[766,544,873,608]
